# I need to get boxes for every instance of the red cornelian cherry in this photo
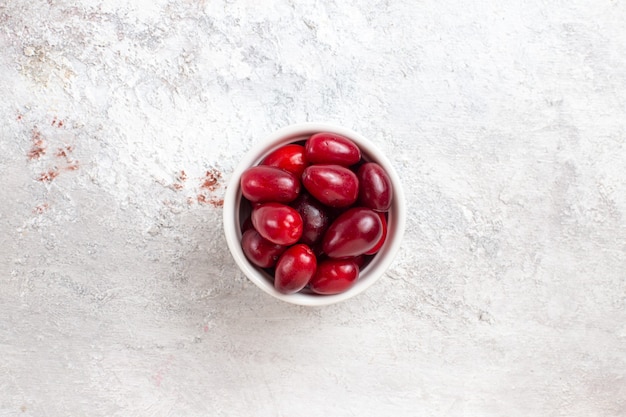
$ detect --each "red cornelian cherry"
[364,212,387,255]
[290,192,332,246]
[241,165,300,203]
[357,162,393,212]
[322,207,383,258]
[302,164,359,208]
[261,144,308,178]
[251,202,303,246]
[274,244,317,294]
[241,229,287,268]
[305,132,361,166]
[309,258,359,295]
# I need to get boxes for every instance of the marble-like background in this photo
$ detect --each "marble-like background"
[1,1,625,416]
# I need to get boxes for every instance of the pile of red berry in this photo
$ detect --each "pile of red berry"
[239,132,393,295]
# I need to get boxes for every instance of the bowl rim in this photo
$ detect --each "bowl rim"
[223,122,406,306]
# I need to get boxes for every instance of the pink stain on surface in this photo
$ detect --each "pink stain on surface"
[152,355,175,387]
[33,203,50,214]
[38,169,59,182]
[196,169,224,206]
[55,145,74,158]
[51,116,64,128]
[170,170,188,191]
[27,129,46,160]
[196,194,224,207]
[200,168,222,192]
[64,161,80,171]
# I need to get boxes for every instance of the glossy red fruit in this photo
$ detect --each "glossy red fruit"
[357,162,393,212]
[305,132,361,166]
[309,258,359,295]
[261,144,308,178]
[322,207,383,258]
[241,166,300,203]
[290,192,331,246]
[364,212,387,255]
[241,229,287,268]
[252,202,303,245]
[302,164,359,208]
[274,244,317,294]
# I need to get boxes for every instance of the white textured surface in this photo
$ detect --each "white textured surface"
[1,1,625,416]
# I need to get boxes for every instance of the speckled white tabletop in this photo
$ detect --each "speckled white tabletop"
[1,1,625,416]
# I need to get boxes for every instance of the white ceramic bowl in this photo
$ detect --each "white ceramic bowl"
[223,123,406,306]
